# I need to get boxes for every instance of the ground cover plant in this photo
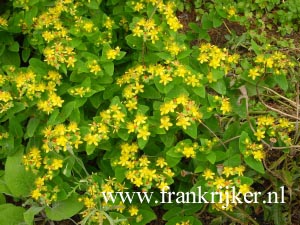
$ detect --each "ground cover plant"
[0,0,300,224]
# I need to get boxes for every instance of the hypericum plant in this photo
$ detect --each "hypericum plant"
[0,0,299,224]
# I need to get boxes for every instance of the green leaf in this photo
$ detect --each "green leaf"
[47,109,60,125]
[0,49,20,67]
[55,101,76,124]
[166,147,182,167]
[9,118,23,138]
[24,206,44,225]
[4,149,35,197]
[29,58,48,75]
[86,144,96,155]
[0,193,5,204]
[138,138,148,149]
[223,154,241,167]
[115,166,126,182]
[210,79,226,95]
[206,151,216,164]
[0,204,25,225]
[272,203,284,225]
[201,13,213,29]
[25,117,40,138]
[8,41,19,52]
[183,122,197,139]
[130,207,156,225]
[163,207,182,220]
[244,156,265,174]
[274,74,288,91]
[125,34,143,50]
[193,85,205,98]
[140,85,161,99]
[118,129,129,141]
[167,85,189,99]
[62,157,75,177]
[45,193,84,221]
[160,132,175,147]
[250,39,261,55]
[239,131,249,154]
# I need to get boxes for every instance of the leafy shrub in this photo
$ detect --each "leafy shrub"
[0,0,299,224]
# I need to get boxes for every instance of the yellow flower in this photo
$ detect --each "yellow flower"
[157,182,169,191]
[239,184,251,194]
[125,99,137,111]
[223,167,234,177]
[220,97,231,114]
[234,165,245,176]
[248,67,260,80]
[0,17,8,27]
[139,156,150,166]
[137,125,150,140]
[254,129,265,141]
[227,6,236,17]
[31,189,42,200]
[160,101,177,115]
[106,47,121,60]
[56,136,68,150]
[160,116,173,130]
[134,114,147,126]
[253,150,264,161]
[213,177,226,188]
[182,146,195,158]
[83,21,94,32]
[159,73,173,85]
[176,116,191,129]
[202,169,215,180]
[52,159,63,170]
[129,205,139,216]
[156,157,167,168]
[126,122,136,133]
[84,133,99,146]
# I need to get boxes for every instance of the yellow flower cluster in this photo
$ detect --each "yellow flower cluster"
[106,46,121,60]
[127,113,150,140]
[87,60,102,75]
[164,38,186,56]
[23,147,42,171]
[244,138,265,161]
[0,132,8,141]
[199,138,218,151]
[23,147,63,205]
[0,17,8,27]
[84,105,125,146]
[117,62,203,96]
[160,95,202,130]
[43,43,76,68]
[69,87,91,97]
[210,95,232,115]
[79,176,136,223]
[254,116,293,145]
[249,51,294,80]
[33,0,74,29]
[227,6,237,18]
[0,90,13,113]
[116,143,174,191]
[158,1,183,31]
[176,221,191,225]
[175,141,199,158]
[42,122,82,152]
[132,18,160,44]
[131,0,182,32]
[197,43,239,71]
[1,69,63,114]
[202,165,249,211]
